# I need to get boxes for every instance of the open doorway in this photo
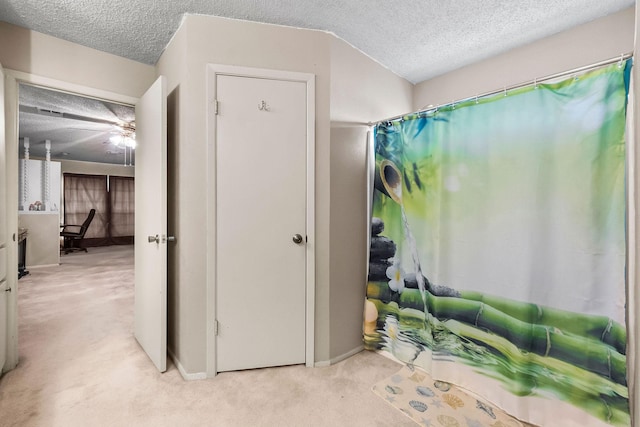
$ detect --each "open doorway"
[4,72,169,379]
[17,83,135,270]
[14,83,137,371]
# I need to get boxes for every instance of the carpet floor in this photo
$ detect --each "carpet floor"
[0,245,414,427]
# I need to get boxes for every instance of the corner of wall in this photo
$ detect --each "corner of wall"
[0,21,155,98]
[412,6,635,110]
[327,36,412,362]
[168,348,207,381]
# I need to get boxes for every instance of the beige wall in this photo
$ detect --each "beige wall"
[330,38,413,124]
[0,22,155,98]
[1,22,155,371]
[158,15,332,373]
[328,37,412,361]
[182,17,331,370]
[0,18,149,274]
[18,213,59,267]
[59,159,135,177]
[413,7,635,109]
[0,12,411,377]
[157,15,414,374]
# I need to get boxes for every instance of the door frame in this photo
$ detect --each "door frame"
[3,69,138,371]
[206,64,316,376]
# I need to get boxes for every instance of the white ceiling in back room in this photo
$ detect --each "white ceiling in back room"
[0,0,634,84]
[18,84,136,166]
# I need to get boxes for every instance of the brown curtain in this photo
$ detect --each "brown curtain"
[109,176,134,244]
[64,174,109,246]
[63,173,134,247]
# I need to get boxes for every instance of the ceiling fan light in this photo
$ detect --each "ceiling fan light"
[124,137,136,149]
[110,134,124,146]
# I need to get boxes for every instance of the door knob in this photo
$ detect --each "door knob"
[148,235,159,243]
[292,234,303,244]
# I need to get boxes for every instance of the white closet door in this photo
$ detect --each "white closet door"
[216,74,307,372]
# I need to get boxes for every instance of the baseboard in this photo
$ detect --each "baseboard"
[168,348,207,381]
[314,345,364,367]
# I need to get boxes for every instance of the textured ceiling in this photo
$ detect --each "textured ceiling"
[5,1,635,165]
[19,84,135,165]
[0,0,634,83]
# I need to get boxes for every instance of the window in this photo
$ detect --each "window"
[63,173,134,246]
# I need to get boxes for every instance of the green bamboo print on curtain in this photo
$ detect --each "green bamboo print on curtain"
[365,60,631,427]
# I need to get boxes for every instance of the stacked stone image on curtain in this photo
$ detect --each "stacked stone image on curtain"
[364,61,631,426]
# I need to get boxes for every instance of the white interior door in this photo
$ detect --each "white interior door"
[134,76,167,372]
[0,63,7,373]
[216,74,308,372]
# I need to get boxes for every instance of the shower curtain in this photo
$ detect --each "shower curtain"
[365,60,631,426]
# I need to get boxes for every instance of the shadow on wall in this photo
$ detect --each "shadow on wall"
[167,84,180,357]
[329,124,370,360]
[0,18,32,72]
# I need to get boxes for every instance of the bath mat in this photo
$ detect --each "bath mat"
[373,365,524,427]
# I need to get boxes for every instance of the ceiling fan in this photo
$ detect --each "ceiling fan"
[19,104,136,147]
[18,83,137,165]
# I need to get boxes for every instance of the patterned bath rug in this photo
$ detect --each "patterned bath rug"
[373,365,524,427]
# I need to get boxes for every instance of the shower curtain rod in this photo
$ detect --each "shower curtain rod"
[369,52,633,127]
